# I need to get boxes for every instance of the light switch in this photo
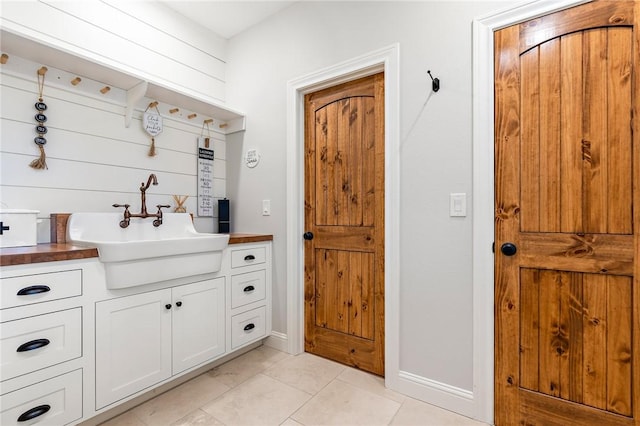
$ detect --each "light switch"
[450,193,466,217]
[262,200,271,216]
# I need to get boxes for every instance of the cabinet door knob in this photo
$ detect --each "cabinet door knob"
[16,338,50,352]
[165,304,172,310]
[176,301,182,307]
[243,323,255,331]
[17,404,51,422]
[17,285,51,296]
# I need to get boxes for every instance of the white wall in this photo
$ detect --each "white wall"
[224,0,514,398]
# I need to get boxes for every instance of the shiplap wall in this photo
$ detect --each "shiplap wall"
[0,55,226,240]
[0,0,227,104]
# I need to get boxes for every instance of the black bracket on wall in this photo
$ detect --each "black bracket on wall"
[427,70,440,93]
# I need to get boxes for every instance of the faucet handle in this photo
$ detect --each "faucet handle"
[152,205,171,227]
[112,203,130,210]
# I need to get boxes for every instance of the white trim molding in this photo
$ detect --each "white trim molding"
[285,44,401,387]
[264,331,288,353]
[397,371,475,418]
[471,0,592,423]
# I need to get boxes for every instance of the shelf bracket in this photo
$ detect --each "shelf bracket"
[125,80,148,127]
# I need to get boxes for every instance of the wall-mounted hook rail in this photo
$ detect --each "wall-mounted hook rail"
[427,70,440,93]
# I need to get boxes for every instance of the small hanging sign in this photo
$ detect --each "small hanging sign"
[197,134,214,217]
[143,102,163,156]
[29,66,49,169]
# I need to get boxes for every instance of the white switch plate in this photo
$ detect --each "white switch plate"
[262,200,271,216]
[450,193,466,217]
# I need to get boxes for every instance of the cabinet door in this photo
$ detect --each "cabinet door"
[95,289,172,409]
[172,278,225,374]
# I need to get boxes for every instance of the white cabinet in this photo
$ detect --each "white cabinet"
[228,243,271,350]
[0,260,93,426]
[95,277,225,409]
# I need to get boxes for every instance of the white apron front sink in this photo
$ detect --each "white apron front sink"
[67,212,229,289]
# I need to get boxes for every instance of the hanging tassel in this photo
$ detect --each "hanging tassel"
[148,137,157,157]
[29,145,48,169]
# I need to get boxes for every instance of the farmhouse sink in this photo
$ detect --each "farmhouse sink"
[67,212,229,289]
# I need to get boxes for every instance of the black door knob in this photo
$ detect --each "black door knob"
[176,301,182,307]
[303,232,314,240]
[500,243,517,256]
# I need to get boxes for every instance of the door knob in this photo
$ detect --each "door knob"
[500,242,517,256]
[303,232,314,240]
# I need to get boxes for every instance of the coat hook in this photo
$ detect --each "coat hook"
[71,77,82,86]
[427,70,440,93]
[37,66,48,76]
[100,86,111,94]
[148,101,158,109]
[188,113,197,120]
[0,53,8,64]
[169,108,179,114]
[203,119,213,125]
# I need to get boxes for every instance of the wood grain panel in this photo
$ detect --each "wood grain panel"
[539,270,561,397]
[314,249,327,329]
[519,0,634,53]
[520,389,634,426]
[315,104,330,226]
[519,268,540,392]
[494,24,522,426]
[361,252,374,340]
[519,233,634,276]
[560,32,584,233]
[582,29,608,233]
[520,48,541,232]
[337,99,350,225]
[362,97,376,227]
[559,272,583,403]
[607,27,633,234]
[607,276,632,416]
[539,39,561,232]
[349,98,363,226]
[348,252,362,337]
[582,274,608,411]
[327,102,338,226]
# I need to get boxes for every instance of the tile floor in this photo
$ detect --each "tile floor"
[101,346,488,426]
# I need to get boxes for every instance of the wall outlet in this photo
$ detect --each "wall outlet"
[262,200,271,216]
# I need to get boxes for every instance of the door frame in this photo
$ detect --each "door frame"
[472,0,592,423]
[285,44,400,386]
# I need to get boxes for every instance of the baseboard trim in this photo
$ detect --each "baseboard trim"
[395,370,475,419]
[264,331,288,352]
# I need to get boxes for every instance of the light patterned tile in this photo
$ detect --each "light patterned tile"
[170,409,224,426]
[264,352,345,395]
[208,345,291,388]
[292,379,401,425]
[391,398,488,426]
[281,418,305,426]
[100,410,146,426]
[336,367,406,403]
[202,374,311,425]
[132,373,229,426]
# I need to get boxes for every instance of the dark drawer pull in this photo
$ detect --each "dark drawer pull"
[17,285,51,296]
[17,338,50,353]
[243,285,255,292]
[18,404,51,422]
[243,323,255,331]
[244,254,255,261]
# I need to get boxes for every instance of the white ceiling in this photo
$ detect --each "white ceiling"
[160,1,297,39]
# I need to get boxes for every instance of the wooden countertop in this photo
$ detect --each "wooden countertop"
[0,233,273,267]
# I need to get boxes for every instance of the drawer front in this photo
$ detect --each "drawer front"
[231,306,266,349]
[231,270,266,309]
[231,247,266,269]
[0,270,82,310]
[1,369,82,426]
[1,308,82,381]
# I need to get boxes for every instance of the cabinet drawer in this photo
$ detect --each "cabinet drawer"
[1,308,82,381]
[231,306,266,349]
[231,247,266,269]
[231,270,266,309]
[1,369,82,426]
[0,270,82,310]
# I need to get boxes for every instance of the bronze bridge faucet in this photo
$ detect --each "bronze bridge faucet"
[113,174,170,228]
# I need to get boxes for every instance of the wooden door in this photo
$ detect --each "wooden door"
[304,73,385,376]
[494,1,640,425]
